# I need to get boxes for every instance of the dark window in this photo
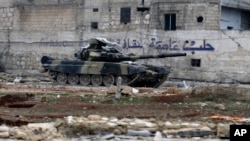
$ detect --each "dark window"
[91,22,98,29]
[164,14,176,30]
[120,7,131,24]
[191,59,201,67]
[227,26,233,30]
[93,8,99,12]
[241,10,250,29]
[197,16,204,23]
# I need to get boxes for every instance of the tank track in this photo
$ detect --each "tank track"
[46,71,169,88]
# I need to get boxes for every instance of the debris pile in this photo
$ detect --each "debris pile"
[0,115,237,140]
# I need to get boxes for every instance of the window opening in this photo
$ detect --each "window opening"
[227,26,233,30]
[93,8,99,12]
[120,7,131,24]
[91,22,98,29]
[164,14,176,30]
[191,59,201,67]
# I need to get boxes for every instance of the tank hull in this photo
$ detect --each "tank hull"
[41,56,170,87]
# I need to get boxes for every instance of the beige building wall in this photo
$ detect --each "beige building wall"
[0,0,250,84]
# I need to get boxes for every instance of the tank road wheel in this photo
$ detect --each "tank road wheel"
[57,73,68,85]
[91,75,102,86]
[79,75,91,86]
[103,74,115,87]
[121,76,130,85]
[68,74,79,85]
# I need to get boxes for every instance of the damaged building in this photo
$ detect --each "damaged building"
[0,0,250,84]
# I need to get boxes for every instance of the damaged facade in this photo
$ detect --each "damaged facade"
[0,0,250,84]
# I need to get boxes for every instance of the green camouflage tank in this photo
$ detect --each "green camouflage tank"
[41,38,186,87]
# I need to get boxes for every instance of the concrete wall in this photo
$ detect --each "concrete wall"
[221,0,250,10]
[0,0,250,84]
[220,7,241,30]
[81,29,250,84]
[150,0,220,30]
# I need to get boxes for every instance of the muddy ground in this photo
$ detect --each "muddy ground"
[0,73,250,127]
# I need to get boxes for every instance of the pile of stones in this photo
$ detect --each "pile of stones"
[0,115,235,141]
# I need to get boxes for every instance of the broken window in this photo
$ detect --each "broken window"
[91,22,98,29]
[120,7,131,24]
[93,8,99,12]
[164,14,176,30]
[241,10,250,29]
[227,26,233,30]
[191,59,201,67]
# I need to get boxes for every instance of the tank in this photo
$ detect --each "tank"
[40,38,186,87]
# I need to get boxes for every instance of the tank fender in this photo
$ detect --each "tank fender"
[128,65,146,75]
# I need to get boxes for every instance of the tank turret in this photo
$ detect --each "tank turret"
[75,38,186,62]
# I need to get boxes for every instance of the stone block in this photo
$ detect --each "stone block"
[138,88,153,93]
[216,123,230,138]
[0,132,9,138]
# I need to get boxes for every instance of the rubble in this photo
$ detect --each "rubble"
[0,115,237,140]
[0,73,250,140]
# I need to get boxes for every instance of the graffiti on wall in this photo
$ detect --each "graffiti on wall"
[109,38,143,49]
[149,38,215,51]
[111,37,215,54]
[149,38,180,51]
[182,40,215,51]
[38,37,215,55]
[39,38,74,47]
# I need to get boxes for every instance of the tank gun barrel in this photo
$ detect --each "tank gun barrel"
[120,53,187,61]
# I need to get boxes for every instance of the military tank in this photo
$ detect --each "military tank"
[40,38,186,87]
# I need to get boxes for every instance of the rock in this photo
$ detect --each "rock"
[180,122,190,128]
[87,115,102,120]
[27,122,56,129]
[113,128,122,135]
[102,117,109,121]
[215,104,226,110]
[204,123,217,130]
[132,88,139,94]
[54,119,64,128]
[107,122,117,128]
[66,116,75,124]
[178,88,192,95]
[164,122,182,129]
[189,123,201,128]
[109,117,119,122]
[217,123,230,138]
[107,85,117,94]
[138,88,153,93]
[13,77,23,83]
[0,83,5,88]
[26,122,63,140]
[127,129,152,137]
[154,131,163,141]
[0,132,9,138]
[176,129,215,138]
[161,87,181,94]
[133,119,157,128]
[121,86,137,95]
[101,133,115,140]
[121,86,132,94]
[116,125,127,134]
[9,128,27,140]
[0,125,9,132]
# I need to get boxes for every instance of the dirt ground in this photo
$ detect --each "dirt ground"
[0,78,250,127]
